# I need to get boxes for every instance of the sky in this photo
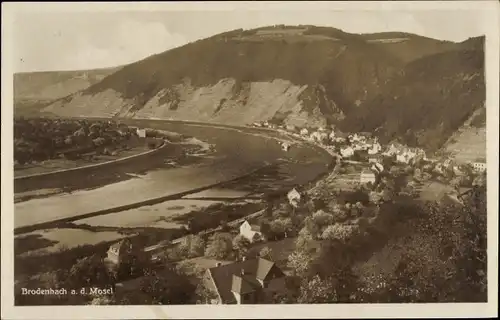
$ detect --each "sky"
[10,5,489,73]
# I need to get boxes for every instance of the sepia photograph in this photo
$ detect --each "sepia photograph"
[1,1,499,319]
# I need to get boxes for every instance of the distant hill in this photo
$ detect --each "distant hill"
[19,25,484,152]
[14,67,121,117]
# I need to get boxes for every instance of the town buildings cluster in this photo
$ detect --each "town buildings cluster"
[251,120,486,177]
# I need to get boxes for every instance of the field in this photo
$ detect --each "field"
[444,126,486,163]
[417,181,453,201]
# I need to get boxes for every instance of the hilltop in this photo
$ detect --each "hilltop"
[19,25,484,151]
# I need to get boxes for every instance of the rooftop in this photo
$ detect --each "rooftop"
[207,258,285,303]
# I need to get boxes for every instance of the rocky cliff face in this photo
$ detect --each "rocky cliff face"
[44,78,345,128]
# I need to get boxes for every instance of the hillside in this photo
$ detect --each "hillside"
[34,25,484,151]
[14,67,121,117]
[341,43,485,151]
[14,67,121,101]
[442,106,486,163]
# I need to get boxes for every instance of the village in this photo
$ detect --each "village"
[60,120,486,305]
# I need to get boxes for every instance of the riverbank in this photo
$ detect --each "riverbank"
[14,139,163,180]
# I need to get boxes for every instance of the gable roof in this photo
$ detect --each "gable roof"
[207,258,284,303]
[231,275,258,295]
[255,258,276,280]
[109,238,130,252]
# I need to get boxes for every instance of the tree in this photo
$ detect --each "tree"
[297,275,338,303]
[321,223,359,243]
[178,235,205,258]
[66,254,113,289]
[89,294,114,305]
[287,249,314,276]
[259,220,274,241]
[303,216,322,240]
[359,188,487,303]
[195,281,218,304]
[232,235,251,259]
[311,210,333,228]
[328,202,349,222]
[136,268,196,305]
[273,202,295,218]
[270,218,293,239]
[205,233,234,260]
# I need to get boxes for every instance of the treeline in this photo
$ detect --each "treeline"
[275,180,487,303]
[14,118,140,164]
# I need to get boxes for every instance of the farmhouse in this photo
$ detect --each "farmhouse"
[287,188,302,208]
[340,146,355,158]
[136,128,147,138]
[310,131,328,144]
[280,142,291,152]
[368,142,382,155]
[472,161,486,172]
[240,220,264,243]
[202,257,286,304]
[105,238,147,266]
[328,131,336,141]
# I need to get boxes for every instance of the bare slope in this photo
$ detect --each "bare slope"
[443,106,486,163]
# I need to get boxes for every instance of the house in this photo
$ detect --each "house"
[310,131,328,144]
[203,257,286,304]
[396,153,411,164]
[287,188,302,208]
[340,146,355,158]
[368,142,382,155]
[300,128,309,136]
[472,162,486,172]
[360,170,376,184]
[105,238,147,266]
[136,128,147,138]
[383,144,399,156]
[328,131,336,141]
[240,220,264,243]
[285,125,296,132]
[280,142,291,152]
[452,165,464,176]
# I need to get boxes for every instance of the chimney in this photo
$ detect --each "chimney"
[242,256,246,261]
[241,269,245,276]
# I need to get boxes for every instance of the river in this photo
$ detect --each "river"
[14,120,333,230]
